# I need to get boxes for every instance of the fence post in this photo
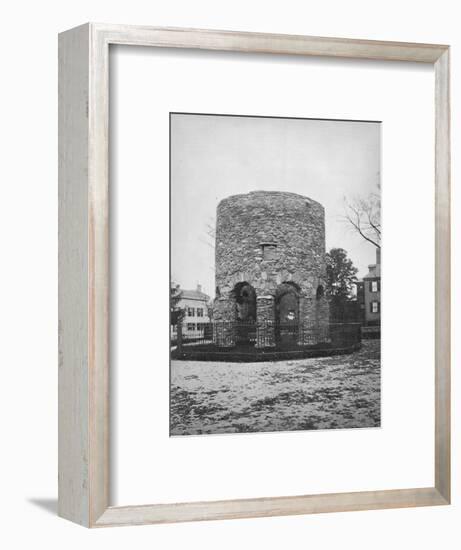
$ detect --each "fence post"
[177,323,183,352]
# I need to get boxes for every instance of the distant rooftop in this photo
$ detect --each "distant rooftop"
[181,284,210,301]
[362,248,381,280]
[363,263,381,279]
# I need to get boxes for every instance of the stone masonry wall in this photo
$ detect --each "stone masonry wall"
[213,191,329,346]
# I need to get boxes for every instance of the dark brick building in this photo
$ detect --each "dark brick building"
[362,248,381,325]
[356,248,381,332]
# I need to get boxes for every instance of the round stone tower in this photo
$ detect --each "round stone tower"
[213,191,329,347]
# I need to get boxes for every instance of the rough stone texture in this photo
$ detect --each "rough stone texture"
[213,191,329,346]
[256,296,275,347]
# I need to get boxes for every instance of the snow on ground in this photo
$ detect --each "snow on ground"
[170,340,381,435]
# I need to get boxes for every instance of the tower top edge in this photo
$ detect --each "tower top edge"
[217,190,323,210]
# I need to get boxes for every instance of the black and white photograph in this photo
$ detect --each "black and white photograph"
[170,113,381,436]
[3,1,455,542]
[1,0,456,542]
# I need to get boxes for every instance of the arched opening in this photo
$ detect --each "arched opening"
[315,283,328,341]
[275,282,300,345]
[234,282,256,322]
[316,284,324,300]
[233,282,256,345]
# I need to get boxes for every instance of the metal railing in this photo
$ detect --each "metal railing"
[173,320,361,350]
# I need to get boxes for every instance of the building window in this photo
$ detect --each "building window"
[197,308,203,317]
[187,307,195,317]
[187,323,196,331]
[370,301,380,314]
[260,242,277,261]
[371,280,378,292]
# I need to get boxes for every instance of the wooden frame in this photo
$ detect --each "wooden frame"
[58,23,451,528]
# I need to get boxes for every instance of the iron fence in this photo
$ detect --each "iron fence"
[173,320,361,350]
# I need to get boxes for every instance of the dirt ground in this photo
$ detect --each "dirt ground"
[170,340,381,436]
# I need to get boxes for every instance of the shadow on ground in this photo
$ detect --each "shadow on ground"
[28,498,58,515]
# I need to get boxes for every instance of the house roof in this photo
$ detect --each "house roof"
[363,263,381,279]
[181,289,210,302]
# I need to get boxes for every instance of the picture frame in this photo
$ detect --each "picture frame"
[58,23,450,527]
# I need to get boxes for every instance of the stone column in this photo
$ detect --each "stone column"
[297,296,309,346]
[315,295,330,343]
[212,296,236,347]
[255,295,275,348]
[296,295,314,345]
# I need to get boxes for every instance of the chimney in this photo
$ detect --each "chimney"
[376,247,381,265]
[197,284,202,293]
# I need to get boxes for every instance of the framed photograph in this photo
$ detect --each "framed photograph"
[169,112,381,435]
[58,24,450,527]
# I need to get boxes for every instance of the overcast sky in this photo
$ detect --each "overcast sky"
[171,113,380,297]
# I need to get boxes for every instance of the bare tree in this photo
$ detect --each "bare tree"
[343,183,381,248]
[170,281,185,326]
[198,216,216,250]
[198,217,216,278]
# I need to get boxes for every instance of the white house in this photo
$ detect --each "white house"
[172,284,211,340]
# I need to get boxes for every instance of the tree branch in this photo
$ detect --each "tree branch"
[345,210,381,249]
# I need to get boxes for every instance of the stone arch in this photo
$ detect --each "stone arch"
[275,283,300,322]
[232,282,256,323]
[316,284,325,300]
[315,282,328,330]
[275,282,300,344]
[232,282,257,346]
